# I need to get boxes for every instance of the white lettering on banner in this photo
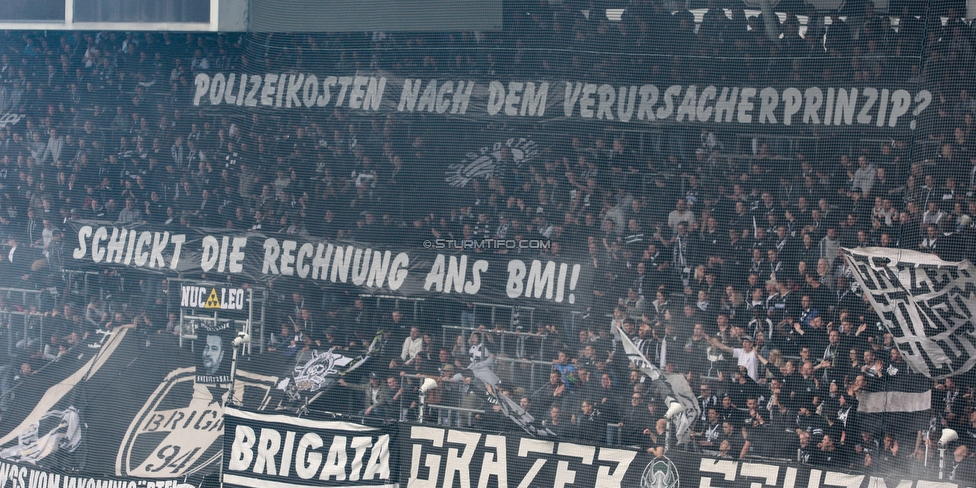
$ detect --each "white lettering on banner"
[197,73,387,111]
[261,238,409,291]
[476,435,507,488]
[73,226,187,271]
[553,443,595,488]
[556,82,930,127]
[227,425,389,482]
[844,247,976,379]
[740,462,780,487]
[0,461,188,488]
[675,85,696,122]
[0,113,24,130]
[442,431,480,488]
[824,472,864,488]
[715,87,738,123]
[516,438,553,488]
[506,260,580,303]
[70,224,587,306]
[400,79,475,114]
[407,427,635,488]
[409,427,443,488]
[423,255,489,295]
[656,85,679,120]
[759,87,778,124]
[695,457,961,488]
[193,72,933,127]
[201,236,247,273]
[699,458,740,485]
[180,286,246,310]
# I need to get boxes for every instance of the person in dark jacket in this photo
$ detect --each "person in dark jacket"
[573,399,604,444]
[337,372,390,417]
[949,444,976,488]
[541,404,574,439]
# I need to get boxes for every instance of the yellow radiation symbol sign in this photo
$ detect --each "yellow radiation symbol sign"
[204,288,221,309]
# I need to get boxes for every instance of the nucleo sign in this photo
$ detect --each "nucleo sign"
[180,285,247,311]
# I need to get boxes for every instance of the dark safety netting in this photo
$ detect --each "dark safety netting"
[0,1,975,487]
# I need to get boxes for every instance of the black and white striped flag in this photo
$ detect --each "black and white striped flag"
[844,247,976,379]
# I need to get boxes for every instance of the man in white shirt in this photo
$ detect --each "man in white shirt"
[710,335,761,381]
[851,155,877,196]
[41,128,64,164]
[667,198,696,231]
[922,201,947,226]
[401,326,423,364]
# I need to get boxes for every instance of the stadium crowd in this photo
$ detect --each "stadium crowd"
[0,0,976,482]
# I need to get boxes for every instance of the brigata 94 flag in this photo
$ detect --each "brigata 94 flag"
[843,247,976,380]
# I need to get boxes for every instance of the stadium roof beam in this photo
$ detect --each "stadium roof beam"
[0,0,502,32]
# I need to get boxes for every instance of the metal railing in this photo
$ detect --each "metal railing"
[472,302,535,331]
[363,294,424,322]
[393,371,626,445]
[441,325,549,360]
[492,356,555,394]
[63,270,99,302]
[424,405,484,428]
[0,311,46,357]
[396,373,486,428]
[178,314,249,350]
[0,287,44,311]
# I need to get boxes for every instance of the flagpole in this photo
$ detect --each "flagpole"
[227,340,239,407]
[665,418,672,453]
[227,331,250,407]
[924,430,929,468]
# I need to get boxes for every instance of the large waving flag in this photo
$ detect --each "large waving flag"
[844,247,976,379]
[613,324,700,444]
[468,359,557,438]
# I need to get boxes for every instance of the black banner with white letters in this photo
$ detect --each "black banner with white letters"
[401,423,650,488]
[398,423,959,488]
[66,221,592,310]
[222,407,396,488]
[0,460,193,488]
[674,452,959,488]
[191,71,933,130]
[0,328,277,485]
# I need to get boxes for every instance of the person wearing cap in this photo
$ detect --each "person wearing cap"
[338,372,390,418]
[710,333,762,382]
